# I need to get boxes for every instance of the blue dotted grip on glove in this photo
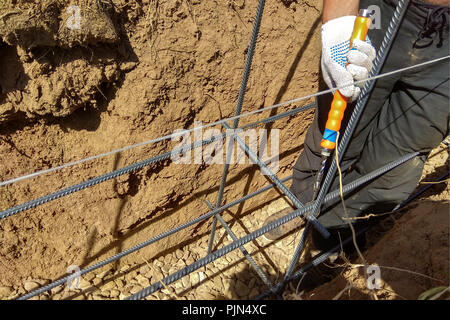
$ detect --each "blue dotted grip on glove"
[330,40,351,68]
[330,38,373,68]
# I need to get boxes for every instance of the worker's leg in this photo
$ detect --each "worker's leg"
[314,0,450,243]
[264,0,395,241]
[290,0,449,248]
[290,0,398,205]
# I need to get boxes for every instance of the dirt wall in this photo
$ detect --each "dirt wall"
[0,0,323,286]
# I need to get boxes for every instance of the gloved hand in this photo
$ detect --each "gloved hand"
[321,16,376,102]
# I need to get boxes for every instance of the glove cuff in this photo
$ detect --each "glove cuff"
[321,15,356,47]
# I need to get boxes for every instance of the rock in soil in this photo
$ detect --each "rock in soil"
[0,286,13,298]
[23,281,40,292]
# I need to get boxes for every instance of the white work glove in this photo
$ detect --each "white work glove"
[321,16,376,102]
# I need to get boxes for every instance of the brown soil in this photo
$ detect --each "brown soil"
[0,0,322,287]
[0,1,121,121]
[303,200,449,300]
[0,0,448,301]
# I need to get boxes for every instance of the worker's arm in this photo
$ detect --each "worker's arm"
[322,0,360,23]
[320,0,375,101]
